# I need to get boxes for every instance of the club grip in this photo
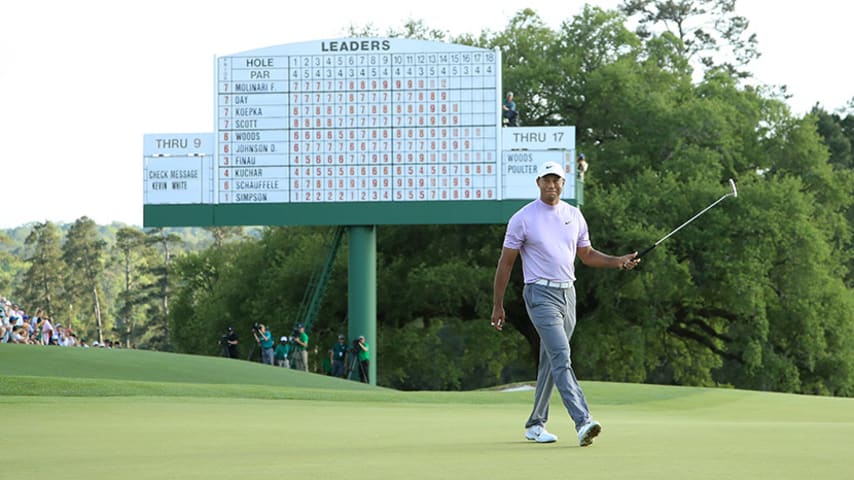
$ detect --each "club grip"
[635,244,657,260]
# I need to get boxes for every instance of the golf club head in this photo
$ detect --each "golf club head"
[729,178,737,198]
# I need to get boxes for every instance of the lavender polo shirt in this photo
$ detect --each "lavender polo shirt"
[503,198,591,283]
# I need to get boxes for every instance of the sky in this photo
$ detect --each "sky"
[1,0,851,229]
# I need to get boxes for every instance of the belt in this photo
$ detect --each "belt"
[532,279,572,289]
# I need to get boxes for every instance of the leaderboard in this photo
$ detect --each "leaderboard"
[216,38,500,204]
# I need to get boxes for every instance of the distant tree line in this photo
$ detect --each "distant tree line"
[1,221,225,349]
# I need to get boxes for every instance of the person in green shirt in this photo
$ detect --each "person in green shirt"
[274,336,290,368]
[253,323,275,365]
[292,324,309,372]
[355,335,370,383]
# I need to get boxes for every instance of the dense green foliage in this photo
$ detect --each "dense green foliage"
[5,1,854,395]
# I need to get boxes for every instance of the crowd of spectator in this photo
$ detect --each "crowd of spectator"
[229,323,370,383]
[0,296,116,348]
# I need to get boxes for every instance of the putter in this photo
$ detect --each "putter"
[635,179,737,259]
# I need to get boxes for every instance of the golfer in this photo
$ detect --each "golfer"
[491,161,640,447]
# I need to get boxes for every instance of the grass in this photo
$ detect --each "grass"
[1,343,852,480]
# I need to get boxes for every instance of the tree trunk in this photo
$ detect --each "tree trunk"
[162,232,170,339]
[125,252,132,348]
[94,286,103,344]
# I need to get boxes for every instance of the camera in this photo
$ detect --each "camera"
[251,323,264,338]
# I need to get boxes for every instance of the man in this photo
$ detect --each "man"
[491,161,639,447]
[291,324,309,372]
[253,324,275,365]
[577,153,589,181]
[225,326,239,359]
[502,91,519,126]
[39,314,55,346]
[0,306,8,343]
[330,334,348,377]
[355,335,370,384]
[275,336,291,368]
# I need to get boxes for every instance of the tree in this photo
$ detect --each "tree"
[620,0,759,76]
[483,8,563,126]
[811,106,854,286]
[17,222,65,318]
[143,228,184,350]
[0,231,24,294]
[113,227,149,347]
[62,216,108,343]
[202,227,245,249]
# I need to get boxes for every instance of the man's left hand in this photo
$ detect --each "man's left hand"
[618,253,640,271]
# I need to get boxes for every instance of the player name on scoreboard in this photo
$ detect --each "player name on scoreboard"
[216,38,500,203]
[501,126,577,200]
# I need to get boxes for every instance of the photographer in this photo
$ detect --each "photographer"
[253,323,275,365]
[329,334,347,377]
[274,336,291,368]
[223,326,239,359]
[354,335,370,384]
[291,324,309,372]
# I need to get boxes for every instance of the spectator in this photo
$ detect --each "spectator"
[291,324,309,372]
[355,335,370,384]
[8,305,21,328]
[253,324,275,365]
[577,153,589,181]
[224,326,239,359]
[317,345,331,375]
[274,336,291,368]
[22,316,36,343]
[502,91,519,127]
[39,314,55,345]
[329,334,348,378]
[0,306,9,343]
[10,325,27,344]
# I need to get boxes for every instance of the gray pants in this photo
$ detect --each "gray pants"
[261,347,275,365]
[293,350,308,372]
[523,283,592,431]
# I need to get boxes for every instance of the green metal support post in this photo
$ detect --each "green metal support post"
[347,225,376,385]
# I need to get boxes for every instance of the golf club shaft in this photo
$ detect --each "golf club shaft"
[635,192,733,260]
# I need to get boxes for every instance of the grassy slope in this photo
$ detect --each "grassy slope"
[1,344,852,480]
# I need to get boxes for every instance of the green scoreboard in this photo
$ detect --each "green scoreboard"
[143,38,577,227]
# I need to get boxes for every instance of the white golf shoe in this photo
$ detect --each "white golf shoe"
[525,424,558,443]
[577,420,602,447]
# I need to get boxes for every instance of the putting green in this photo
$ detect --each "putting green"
[1,345,851,480]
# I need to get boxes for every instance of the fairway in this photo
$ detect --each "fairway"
[2,345,852,480]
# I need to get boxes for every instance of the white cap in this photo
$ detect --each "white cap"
[280,336,288,342]
[537,161,565,179]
